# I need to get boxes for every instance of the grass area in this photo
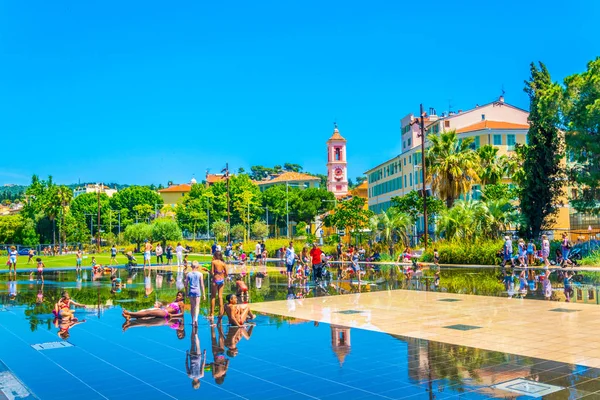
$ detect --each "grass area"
[5,253,213,270]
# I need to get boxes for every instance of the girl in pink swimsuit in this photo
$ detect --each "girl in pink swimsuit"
[122,291,185,320]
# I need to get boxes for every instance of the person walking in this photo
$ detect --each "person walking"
[176,242,186,270]
[561,233,571,266]
[166,244,173,266]
[156,243,164,265]
[503,236,514,268]
[110,245,118,266]
[527,239,536,266]
[143,240,153,270]
[285,242,296,285]
[309,243,323,282]
[541,235,550,268]
[8,246,17,276]
[186,261,206,326]
[254,241,262,266]
[209,251,227,319]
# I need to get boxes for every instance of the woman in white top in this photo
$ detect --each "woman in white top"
[541,234,550,268]
[8,246,17,275]
[176,242,186,269]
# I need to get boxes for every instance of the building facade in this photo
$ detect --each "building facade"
[365,96,572,235]
[157,178,196,205]
[73,183,118,199]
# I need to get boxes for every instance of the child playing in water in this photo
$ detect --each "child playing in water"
[36,257,45,281]
[433,248,440,266]
[186,261,207,326]
[54,291,86,320]
[235,275,249,303]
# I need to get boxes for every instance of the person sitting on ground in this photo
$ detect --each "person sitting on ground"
[54,291,86,320]
[224,294,254,327]
[122,291,185,320]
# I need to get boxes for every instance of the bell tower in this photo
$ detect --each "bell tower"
[326,123,348,197]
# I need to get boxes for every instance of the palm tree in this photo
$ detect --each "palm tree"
[426,131,480,208]
[436,200,485,241]
[477,145,504,186]
[373,208,413,246]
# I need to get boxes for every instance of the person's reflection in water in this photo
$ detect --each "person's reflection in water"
[8,275,17,301]
[122,316,186,339]
[207,322,229,385]
[224,323,254,358]
[76,273,83,290]
[186,326,206,389]
[55,317,86,340]
[36,282,44,304]
[176,271,185,291]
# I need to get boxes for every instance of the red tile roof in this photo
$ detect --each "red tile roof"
[158,184,192,193]
[456,120,529,133]
[206,174,226,184]
[256,172,320,185]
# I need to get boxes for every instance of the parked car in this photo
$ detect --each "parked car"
[17,248,35,256]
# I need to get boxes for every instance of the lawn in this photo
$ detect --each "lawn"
[4,253,213,270]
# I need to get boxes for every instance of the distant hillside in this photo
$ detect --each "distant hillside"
[0,185,27,202]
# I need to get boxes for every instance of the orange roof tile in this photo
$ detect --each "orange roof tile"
[256,171,320,185]
[328,128,346,142]
[158,184,192,193]
[456,120,529,133]
[206,174,226,184]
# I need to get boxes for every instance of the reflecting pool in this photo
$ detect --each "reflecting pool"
[0,265,599,399]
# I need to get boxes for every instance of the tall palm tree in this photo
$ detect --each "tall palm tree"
[426,131,480,208]
[477,145,504,186]
[373,208,413,246]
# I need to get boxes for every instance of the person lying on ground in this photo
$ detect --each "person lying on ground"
[122,291,185,321]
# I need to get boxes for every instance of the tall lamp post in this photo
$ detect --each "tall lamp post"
[410,104,428,249]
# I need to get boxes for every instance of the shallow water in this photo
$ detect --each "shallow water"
[1,265,600,399]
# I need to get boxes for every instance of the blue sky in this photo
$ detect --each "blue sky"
[0,0,598,186]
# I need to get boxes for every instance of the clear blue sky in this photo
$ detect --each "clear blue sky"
[1,0,598,186]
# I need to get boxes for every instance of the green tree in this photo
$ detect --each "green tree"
[291,188,335,227]
[151,219,182,248]
[520,62,564,237]
[212,220,229,242]
[283,163,303,172]
[0,215,39,245]
[481,184,518,202]
[123,223,153,251]
[230,224,246,241]
[133,204,154,222]
[109,186,163,223]
[70,193,111,235]
[391,190,446,220]
[56,186,73,248]
[260,185,287,236]
[251,220,268,239]
[325,197,373,239]
[562,57,600,214]
[477,145,505,186]
[426,130,480,208]
[372,208,413,246]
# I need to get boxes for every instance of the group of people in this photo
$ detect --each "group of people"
[501,233,577,269]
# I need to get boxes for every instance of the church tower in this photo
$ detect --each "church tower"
[326,123,348,197]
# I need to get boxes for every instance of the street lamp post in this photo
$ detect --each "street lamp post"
[410,104,429,249]
[286,182,290,238]
[206,197,210,240]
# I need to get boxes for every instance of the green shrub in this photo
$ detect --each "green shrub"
[421,240,503,265]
